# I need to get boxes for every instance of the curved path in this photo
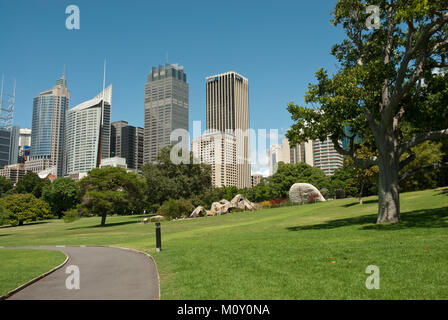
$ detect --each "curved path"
[2,246,160,300]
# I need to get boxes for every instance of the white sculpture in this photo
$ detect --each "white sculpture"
[190,194,257,218]
[289,183,326,203]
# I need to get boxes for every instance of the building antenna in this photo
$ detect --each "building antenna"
[97,59,106,167]
[102,59,106,94]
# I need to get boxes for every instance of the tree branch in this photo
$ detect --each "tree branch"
[399,148,416,170]
[398,129,448,155]
[399,162,448,181]
[331,138,377,169]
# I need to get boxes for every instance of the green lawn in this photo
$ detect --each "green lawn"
[0,187,447,299]
[0,249,66,296]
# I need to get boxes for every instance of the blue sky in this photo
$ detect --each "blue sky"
[0,0,345,174]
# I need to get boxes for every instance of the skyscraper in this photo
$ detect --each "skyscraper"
[65,85,111,176]
[0,126,19,168]
[205,71,250,188]
[144,63,188,163]
[28,75,70,177]
[111,120,144,171]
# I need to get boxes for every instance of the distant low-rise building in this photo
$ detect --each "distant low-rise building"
[99,157,127,169]
[251,174,263,187]
[268,137,343,176]
[0,163,28,184]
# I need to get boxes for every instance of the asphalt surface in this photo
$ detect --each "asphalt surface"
[3,246,160,300]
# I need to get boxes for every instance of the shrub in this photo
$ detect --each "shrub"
[0,193,51,226]
[0,202,12,226]
[63,208,80,223]
[158,198,194,220]
[320,188,329,199]
[307,193,321,203]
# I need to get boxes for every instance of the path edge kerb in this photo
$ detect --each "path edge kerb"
[0,250,69,301]
[105,245,161,300]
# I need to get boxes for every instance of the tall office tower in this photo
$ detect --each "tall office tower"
[144,63,189,163]
[111,120,144,171]
[0,126,19,168]
[110,120,128,158]
[312,137,344,175]
[28,75,70,177]
[65,85,112,176]
[206,71,250,188]
[192,132,238,188]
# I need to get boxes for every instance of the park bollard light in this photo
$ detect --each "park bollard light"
[155,222,162,252]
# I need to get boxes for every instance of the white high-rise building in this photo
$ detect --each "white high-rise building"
[65,85,112,176]
[312,137,344,175]
[192,131,238,188]
[19,128,31,148]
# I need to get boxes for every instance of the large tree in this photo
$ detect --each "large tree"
[142,146,212,212]
[14,172,50,198]
[78,167,144,226]
[42,177,81,219]
[287,0,448,223]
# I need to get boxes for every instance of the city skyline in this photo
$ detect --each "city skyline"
[0,1,345,154]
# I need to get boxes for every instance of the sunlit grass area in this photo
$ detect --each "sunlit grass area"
[0,249,66,296]
[1,187,447,299]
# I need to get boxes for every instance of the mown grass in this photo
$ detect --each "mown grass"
[0,187,447,299]
[0,249,66,296]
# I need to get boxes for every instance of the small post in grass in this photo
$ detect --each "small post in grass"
[155,222,162,252]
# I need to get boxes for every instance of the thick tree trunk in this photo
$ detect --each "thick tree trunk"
[101,214,107,226]
[376,147,400,224]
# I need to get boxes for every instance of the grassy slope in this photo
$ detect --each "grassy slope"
[0,249,66,296]
[0,188,447,299]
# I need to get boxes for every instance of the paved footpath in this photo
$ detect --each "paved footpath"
[2,246,159,300]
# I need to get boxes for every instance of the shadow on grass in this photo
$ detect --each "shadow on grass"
[342,199,378,208]
[286,206,448,231]
[67,220,139,230]
[0,221,50,229]
[436,188,448,196]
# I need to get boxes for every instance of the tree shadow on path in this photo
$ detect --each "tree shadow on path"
[286,206,448,231]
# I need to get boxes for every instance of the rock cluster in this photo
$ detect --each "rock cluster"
[190,194,257,218]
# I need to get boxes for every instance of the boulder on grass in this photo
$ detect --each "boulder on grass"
[289,183,326,204]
